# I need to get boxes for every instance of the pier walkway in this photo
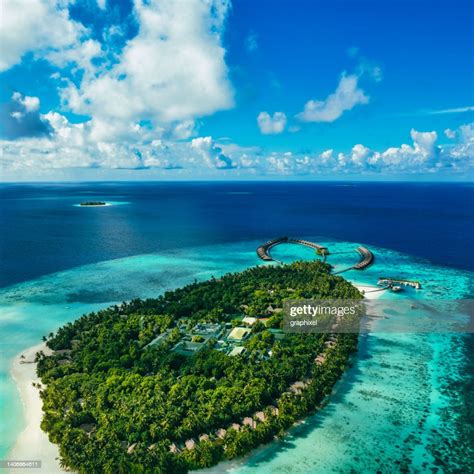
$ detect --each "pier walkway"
[256,237,329,263]
[287,238,329,254]
[378,278,421,290]
[256,238,374,274]
[333,246,374,274]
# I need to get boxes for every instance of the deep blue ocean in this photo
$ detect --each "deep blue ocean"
[1,182,473,287]
[0,182,473,472]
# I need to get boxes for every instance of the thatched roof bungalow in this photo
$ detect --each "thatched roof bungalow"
[185,439,196,450]
[243,417,256,429]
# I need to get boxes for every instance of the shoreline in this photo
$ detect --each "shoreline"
[197,283,387,473]
[8,343,64,473]
[353,283,386,300]
[7,282,384,473]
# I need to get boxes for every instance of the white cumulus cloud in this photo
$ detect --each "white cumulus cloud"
[368,129,438,169]
[12,92,40,112]
[60,0,234,140]
[191,136,235,169]
[0,0,87,72]
[257,111,287,134]
[1,123,473,179]
[297,73,369,123]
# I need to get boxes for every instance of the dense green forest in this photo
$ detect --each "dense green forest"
[36,261,362,473]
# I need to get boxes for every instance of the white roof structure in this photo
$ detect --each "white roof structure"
[242,316,258,325]
[227,327,251,341]
[229,346,246,357]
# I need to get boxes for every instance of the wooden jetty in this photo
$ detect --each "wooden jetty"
[378,277,421,290]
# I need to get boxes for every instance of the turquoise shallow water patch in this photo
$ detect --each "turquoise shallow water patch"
[0,239,472,471]
[0,241,258,457]
[202,241,474,473]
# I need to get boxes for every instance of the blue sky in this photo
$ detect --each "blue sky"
[0,0,473,180]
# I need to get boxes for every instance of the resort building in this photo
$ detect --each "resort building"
[227,327,251,342]
[185,439,196,450]
[267,406,279,416]
[243,417,257,429]
[242,316,258,326]
[228,346,247,357]
[315,355,326,365]
[290,381,306,395]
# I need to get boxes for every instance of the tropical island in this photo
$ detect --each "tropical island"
[79,201,107,206]
[35,261,362,472]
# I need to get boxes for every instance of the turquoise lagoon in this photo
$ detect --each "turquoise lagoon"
[0,239,472,472]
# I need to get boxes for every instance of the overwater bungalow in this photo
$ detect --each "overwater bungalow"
[353,246,374,269]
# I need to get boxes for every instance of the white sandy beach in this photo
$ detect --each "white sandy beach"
[353,283,386,300]
[8,343,64,474]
